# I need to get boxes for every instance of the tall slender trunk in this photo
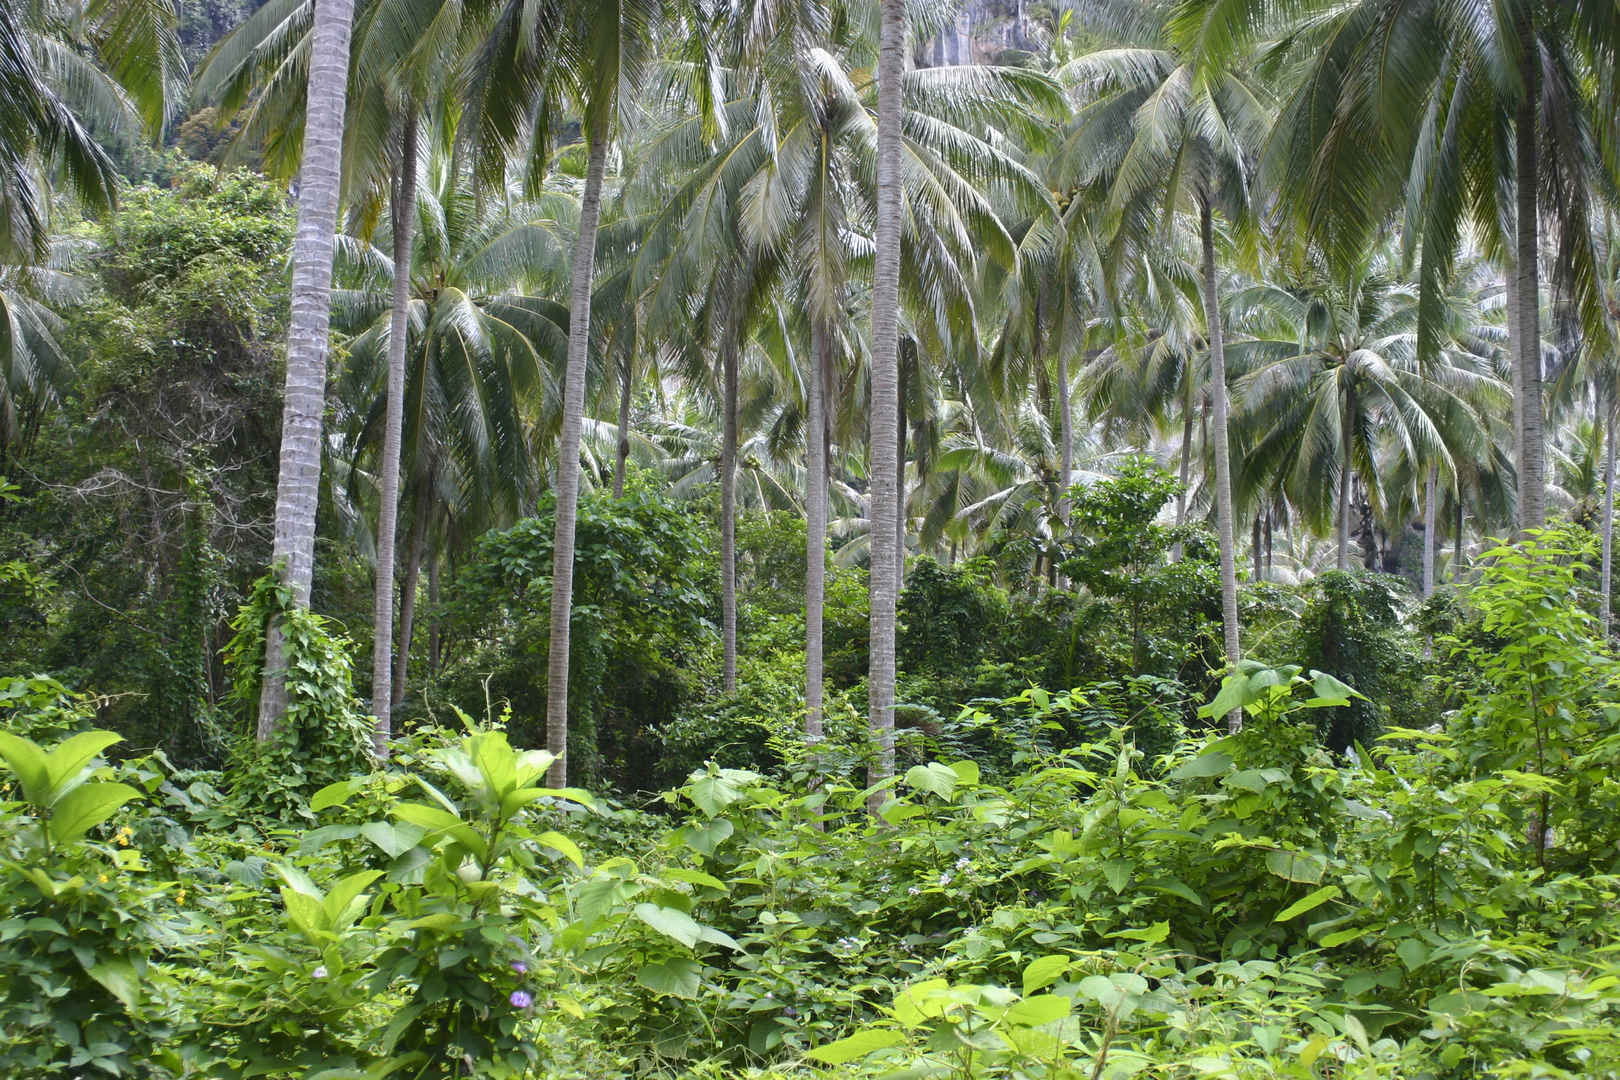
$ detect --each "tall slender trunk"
[1265,505,1273,577]
[427,548,441,676]
[1198,198,1241,727]
[257,0,356,738]
[613,353,632,498]
[806,319,829,742]
[1422,463,1438,597]
[369,108,419,759]
[1455,495,1464,583]
[867,0,905,808]
[1252,511,1262,582]
[896,354,908,592]
[720,302,741,694]
[1173,362,1194,561]
[1337,384,1355,571]
[392,507,427,707]
[544,125,609,788]
[1603,397,1616,638]
[1058,347,1073,518]
[1515,20,1546,533]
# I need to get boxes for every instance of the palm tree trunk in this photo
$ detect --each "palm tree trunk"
[613,353,631,498]
[1173,363,1194,561]
[1514,21,1546,533]
[720,308,740,694]
[391,506,426,707]
[806,318,829,742]
[866,0,905,808]
[896,353,908,592]
[369,107,419,760]
[1454,495,1464,583]
[1603,397,1616,638]
[257,0,355,739]
[1422,462,1437,597]
[1198,198,1241,724]
[427,548,441,676]
[1057,347,1073,515]
[1252,511,1262,582]
[544,123,609,788]
[1337,384,1355,571]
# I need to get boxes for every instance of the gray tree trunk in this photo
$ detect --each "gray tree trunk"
[427,546,441,676]
[1603,398,1615,638]
[544,125,609,787]
[257,0,356,739]
[369,107,419,760]
[896,354,907,592]
[1454,496,1464,583]
[1172,362,1194,561]
[1422,462,1437,597]
[1514,23,1546,533]
[805,318,829,742]
[391,507,426,707]
[866,0,905,808]
[1198,198,1241,731]
[1058,347,1073,516]
[1337,384,1355,571]
[613,353,631,498]
[720,305,740,694]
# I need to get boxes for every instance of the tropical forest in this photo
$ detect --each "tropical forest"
[2,0,1619,1075]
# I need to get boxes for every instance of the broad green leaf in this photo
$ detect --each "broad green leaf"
[1168,752,1233,780]
[1111,921,1170,945]
[43,731,123,802]
[323,870,383,928]
[359,822,425,858]
[808,1029,905,1065]
[310,778,365,813]
[1023,954,1070,994]
[1003,994,1070,1027]
[84,957,141,1010]
[636,957,702,998]
[903,762,958,800]
[1264,849,1327,884]
[1274,885,1341,922]
[948,761,981,786]
[0,732,51,805]
[665,867,728,892]
[633,903,703,949]
[47,782,140,846]
[535,830,583,868]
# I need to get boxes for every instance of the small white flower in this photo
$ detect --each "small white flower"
[311,965,329,980]
[954,857,970,871]
[907,886,921,896]
[938,872,953,887]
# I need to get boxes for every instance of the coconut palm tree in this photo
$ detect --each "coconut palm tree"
[330,158,575,711]
[253,0,360,737]
[1229,247,1509,575]
[1193,0,1620,535]
[0,0,181,263]
[0,251,78,459]
[1060,1,1272,701]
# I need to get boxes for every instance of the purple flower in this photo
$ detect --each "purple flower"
[311,965,329,980]
[511,960,528,975]
[509,990,533,1009]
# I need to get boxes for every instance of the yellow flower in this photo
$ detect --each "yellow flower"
[177,890,187,904]
[115,826,133,847]
[98,873,109,884]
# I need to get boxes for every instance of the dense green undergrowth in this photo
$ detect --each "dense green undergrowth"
[2,532,1619,1077]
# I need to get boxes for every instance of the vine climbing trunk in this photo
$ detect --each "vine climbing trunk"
[370,107,419,760]
[866,0,905,809]
[544,124,609,788]
[257,0,356,740]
